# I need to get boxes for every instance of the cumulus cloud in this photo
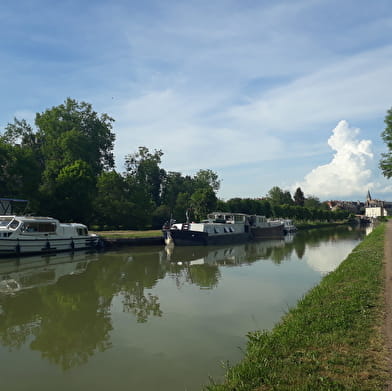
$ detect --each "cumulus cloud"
[294,120,374,198]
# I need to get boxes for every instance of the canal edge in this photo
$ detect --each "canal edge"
[385,220,392,390]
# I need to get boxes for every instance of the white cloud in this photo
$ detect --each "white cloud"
[294,120,374,198]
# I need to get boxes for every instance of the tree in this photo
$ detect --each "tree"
[190,187,217,221]
[266,186,293,205]
[92,171,136,229]
[32,99,115,221]
[35,98,115,175]
[380,107,392,178]
[304,195,322,209]
[53,160,95,222]
[193,169,220,192]
[124,147,164,207]
[0,120,42,205]
[293,187,305,206]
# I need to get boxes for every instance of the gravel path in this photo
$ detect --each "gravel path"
[385,221,392,390]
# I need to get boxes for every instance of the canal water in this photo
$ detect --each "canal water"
[0,225,369,391]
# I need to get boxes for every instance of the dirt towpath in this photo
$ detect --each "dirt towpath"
[385,220,392,390]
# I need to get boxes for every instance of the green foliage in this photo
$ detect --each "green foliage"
[35,98,115,174]
[190,187,218,221]
[92,171,136,229]
[124,146,164,206]
[293,187,305,206]
[380,107,392,178]
[266,186,293,206]
[226,198,272,216]
[193,169,221,191]
[0,120,42,202]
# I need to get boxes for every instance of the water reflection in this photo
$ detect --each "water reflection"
[0,225,367,380]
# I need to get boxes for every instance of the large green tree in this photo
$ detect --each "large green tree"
[293,187,305,206]
[35,99,115,221]
[380,107,392,178]
[1,99,115,222]
[266,186,293,206]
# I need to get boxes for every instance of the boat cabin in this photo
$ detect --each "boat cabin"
[205,212,248,224]
[0,216,90,238]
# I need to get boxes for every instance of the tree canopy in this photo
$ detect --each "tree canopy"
[380,107,392,178]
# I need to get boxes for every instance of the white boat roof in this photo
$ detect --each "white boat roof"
[0,215,60,223]
[208,212,249,216]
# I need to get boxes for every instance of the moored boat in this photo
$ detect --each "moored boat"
[249,215,285,239]
[268,218,297,234]
[162,212,284,246]
[282,219,297,234]
[0,215,100,257]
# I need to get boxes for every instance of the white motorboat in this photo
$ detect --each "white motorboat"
[0,215,100,257]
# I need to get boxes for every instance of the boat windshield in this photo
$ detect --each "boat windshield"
[0,217,13,228]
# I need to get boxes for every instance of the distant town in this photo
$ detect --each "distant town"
[328,190,391,218]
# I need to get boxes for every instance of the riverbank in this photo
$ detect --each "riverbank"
[92,230,163,247]
[205,223,389,390]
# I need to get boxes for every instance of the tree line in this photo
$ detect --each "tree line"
[1,98,351,229]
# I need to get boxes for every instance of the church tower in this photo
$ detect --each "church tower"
[366,190,372,206]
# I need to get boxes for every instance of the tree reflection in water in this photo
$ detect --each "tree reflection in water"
[122,290,162,323]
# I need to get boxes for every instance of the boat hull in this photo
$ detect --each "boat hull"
[167,229,251,246]
[0,236,99,257]
[251,224,284,239]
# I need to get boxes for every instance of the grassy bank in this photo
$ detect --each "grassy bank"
[205,224,388,391]
[92,230,161,239]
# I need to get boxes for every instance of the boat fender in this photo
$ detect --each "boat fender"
[70,239,75,250]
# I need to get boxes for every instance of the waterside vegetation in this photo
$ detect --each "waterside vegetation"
[205,223,388,391]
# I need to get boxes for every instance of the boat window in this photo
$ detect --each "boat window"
[0,217,12,227]
[77,227,88,236]
[9,220,20,229]
[23,222,56,233]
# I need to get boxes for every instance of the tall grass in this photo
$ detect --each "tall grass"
[205,224,388,391]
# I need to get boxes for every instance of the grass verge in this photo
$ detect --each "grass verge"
[92,230,161,239]
[205,223,388,391]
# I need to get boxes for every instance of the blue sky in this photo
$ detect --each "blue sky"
[1,0,392,202]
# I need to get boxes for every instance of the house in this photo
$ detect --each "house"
[364,190,391,218]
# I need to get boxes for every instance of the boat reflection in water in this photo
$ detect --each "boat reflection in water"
[0,251,99,294]
[162,238,287,266]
